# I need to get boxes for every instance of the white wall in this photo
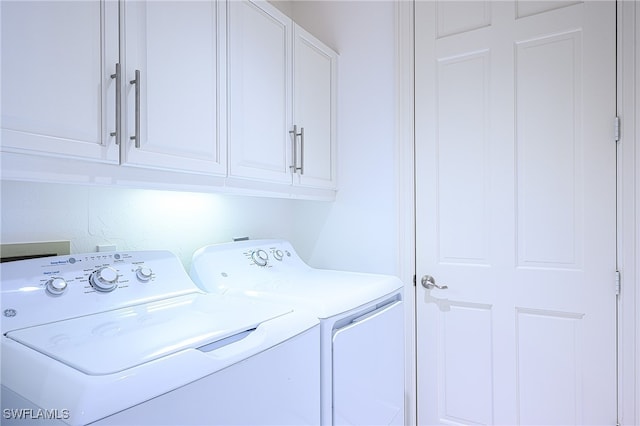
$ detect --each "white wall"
[0,181,310,269]
[290,1,400,275]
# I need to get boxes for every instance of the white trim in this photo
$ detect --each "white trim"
[618,1,639,424]
[635,3,639,421]
[396,0,416,424]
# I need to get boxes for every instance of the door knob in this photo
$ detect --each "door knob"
[421,275,448,290]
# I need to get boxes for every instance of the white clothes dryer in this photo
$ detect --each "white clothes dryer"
[1,250,320,426]
[190,239,405,426]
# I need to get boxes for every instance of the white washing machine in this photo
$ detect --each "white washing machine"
[1,250,320,426]
[190,239,405,425]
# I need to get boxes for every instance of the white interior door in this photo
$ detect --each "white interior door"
[415,1,617,424]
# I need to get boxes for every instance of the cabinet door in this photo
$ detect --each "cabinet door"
[227,0,293,184]
[293,25,337,189]
[122,0,226,175]
[1,0,119,163]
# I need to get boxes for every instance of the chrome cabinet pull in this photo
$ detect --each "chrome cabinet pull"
[289,125,299,172]
[110,63,121,144]
[421,275,448,290]
[289,125,304,174]
[299,126,304,175]
[130,69,141,148]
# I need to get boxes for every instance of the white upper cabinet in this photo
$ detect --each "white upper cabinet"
[1,0,119,163]
[0,0,336,198]
[228,0,337,190]
[122,0,226,175]
[293,25,337,189]
[227,0,293,184]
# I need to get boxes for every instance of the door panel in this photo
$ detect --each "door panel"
[415,1,616,424]
[436,51,490,265]
[515,31,583,268]
[438,302,493,424]
[515,308,584,424]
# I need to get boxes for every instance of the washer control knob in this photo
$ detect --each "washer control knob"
[90,266,119,292]
[136,266,153,282]
[273,249,284,261]
[45,277,68,296]
[251,249,269,267]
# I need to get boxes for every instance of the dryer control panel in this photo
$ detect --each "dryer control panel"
[246,246,293,268]
[0,251,199,333]
[190,239,313,295]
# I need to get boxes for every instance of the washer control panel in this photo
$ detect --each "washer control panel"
[20,252,159,297]
[1,251,198,332]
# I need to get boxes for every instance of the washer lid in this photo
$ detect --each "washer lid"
[5,293,290,375]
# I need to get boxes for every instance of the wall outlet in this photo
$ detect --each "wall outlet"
[97,244,117,252]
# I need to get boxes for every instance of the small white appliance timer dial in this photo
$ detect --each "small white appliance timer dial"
[90,266,119,292]
[251,249,269,267]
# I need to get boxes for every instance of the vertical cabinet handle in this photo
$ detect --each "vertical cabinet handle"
[298,126,304,175]
[289,125,304,174]
[130,69,141,148]
[289,125,299,172]
[110,63,121,144]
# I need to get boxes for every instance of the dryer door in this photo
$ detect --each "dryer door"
[332,299,404,425]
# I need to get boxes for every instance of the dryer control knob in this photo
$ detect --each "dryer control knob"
[90,266,119,292]
[251,249,269,267]
[136,266,153,282]
[45,277,68,296]
[273,249,284,261]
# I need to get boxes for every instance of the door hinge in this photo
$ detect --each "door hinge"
[614,116,621,142]
[615,270,621,296]
[413,275,417,286]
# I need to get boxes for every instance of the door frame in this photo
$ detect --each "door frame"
[617,1,640,424]
[395,1,416,424]
[395,1,639,424]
